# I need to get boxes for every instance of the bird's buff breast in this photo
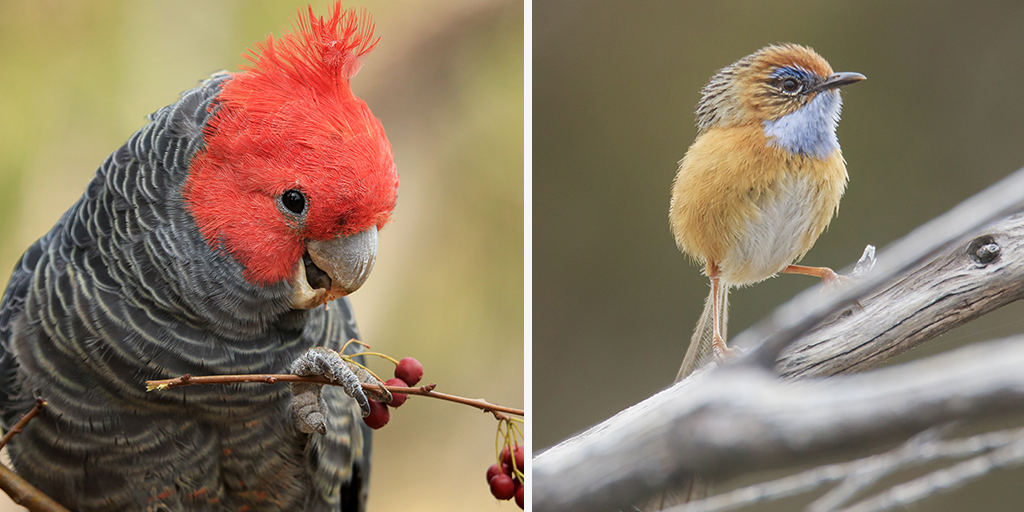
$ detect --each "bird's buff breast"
[670,125,846,285]
[719,171,836,285]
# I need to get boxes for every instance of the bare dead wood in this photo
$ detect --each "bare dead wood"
[533,166,1024,512]
[663,425,1024,512]
[535,337,1024,512]
[777,213,1024,378]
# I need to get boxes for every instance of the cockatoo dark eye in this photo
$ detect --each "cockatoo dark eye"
[781,77,800,93]
[281,189,306,214]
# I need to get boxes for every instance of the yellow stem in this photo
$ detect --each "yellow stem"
[339,338,369,353]
[349,351,401,366]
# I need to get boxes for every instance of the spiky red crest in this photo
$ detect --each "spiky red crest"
[183,3,398,286]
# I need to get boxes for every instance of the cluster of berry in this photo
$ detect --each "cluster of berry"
[487,444,525,508]
[362,357,423,429]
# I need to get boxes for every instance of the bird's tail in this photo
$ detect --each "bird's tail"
[647,284,728,510]
[641,474,710,510]
[676,283,729,382]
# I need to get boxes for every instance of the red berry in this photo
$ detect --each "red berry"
[486,464,503,483]
[384,378,408,407]
[514,445,525,472]
[395,357,424,386]
[501,462,512,477]
[361,400,390,430]
[515,484,524,508]
[489,474,515,500]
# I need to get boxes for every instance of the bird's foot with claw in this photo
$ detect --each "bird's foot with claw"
[823,245,877,291]
[290,346,392,434]
[818,270,866,311]
[821,266,863,288]
[823,245,876,310]
[712,339,742,366]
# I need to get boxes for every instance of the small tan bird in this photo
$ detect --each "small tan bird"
[670,44,865,380]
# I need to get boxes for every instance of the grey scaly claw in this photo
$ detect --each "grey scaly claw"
[342,358,392,404]
[291,347,370,434]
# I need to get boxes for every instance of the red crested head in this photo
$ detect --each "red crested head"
[184,3,398,287]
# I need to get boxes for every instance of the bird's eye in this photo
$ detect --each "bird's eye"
[781,77,801,93]
[281,189,306,214]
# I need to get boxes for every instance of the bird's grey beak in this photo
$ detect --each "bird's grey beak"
[816,71,866,92]
[290,226,378,309]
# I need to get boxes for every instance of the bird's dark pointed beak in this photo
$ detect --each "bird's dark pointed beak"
[290,226,378,309]
[816,71,866,92]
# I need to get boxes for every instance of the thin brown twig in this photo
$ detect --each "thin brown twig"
[0,464,71,512]
[0,398,46,451]
[146,374,525,417]
[0,398,72,512]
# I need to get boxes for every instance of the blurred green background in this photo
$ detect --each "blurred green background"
[535,1,1024,509]
[0,1,522,510]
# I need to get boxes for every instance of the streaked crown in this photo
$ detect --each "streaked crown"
[694,43,864,159]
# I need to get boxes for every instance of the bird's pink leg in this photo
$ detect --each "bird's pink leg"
[708,265,740,364]
[782,264,844,286]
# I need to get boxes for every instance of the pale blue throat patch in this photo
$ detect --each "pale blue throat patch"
[762,89,843,159]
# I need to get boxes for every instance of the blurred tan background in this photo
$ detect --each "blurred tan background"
[535,1,1024,509]
[0,0,522,510]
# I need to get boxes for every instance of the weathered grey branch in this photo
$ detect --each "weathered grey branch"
[535,337,1024,512]
[836,428,1024,512]
[534,167,1024,512]
[663,425,1024,512]
[777,213,1024,378]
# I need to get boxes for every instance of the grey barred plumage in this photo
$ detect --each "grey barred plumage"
[0,73,372,510]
